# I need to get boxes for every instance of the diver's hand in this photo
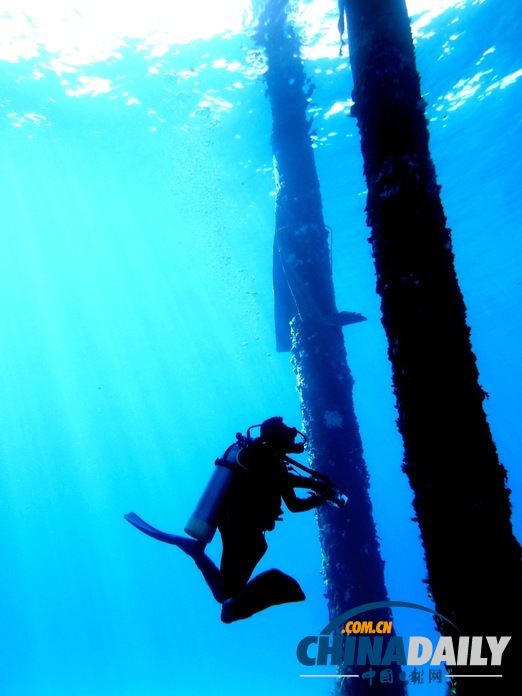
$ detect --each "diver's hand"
[307,478,333,496]
[306,492,327,507]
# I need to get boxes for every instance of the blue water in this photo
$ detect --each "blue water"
[1,1,520,695]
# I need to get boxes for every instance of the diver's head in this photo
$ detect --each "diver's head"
[259,416,306,454]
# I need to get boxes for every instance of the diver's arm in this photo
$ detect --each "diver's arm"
[282,479,325,512]
[287,472,328,493]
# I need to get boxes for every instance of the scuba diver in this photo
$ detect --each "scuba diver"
[125,416,346,623]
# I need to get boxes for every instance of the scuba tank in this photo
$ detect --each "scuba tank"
[184,442,242,544]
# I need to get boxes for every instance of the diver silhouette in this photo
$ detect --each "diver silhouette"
[125,417,343,623]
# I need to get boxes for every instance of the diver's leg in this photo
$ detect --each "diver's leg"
[124,513,224,602]
[144,533,224,603]
[219,527,268,600]
[180,541,224,603]
[221,569,305,623]
[156,535,224,603]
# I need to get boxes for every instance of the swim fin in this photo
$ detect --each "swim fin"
[124,512,202,552]
[125,512,177,543]
[220,569,305,623]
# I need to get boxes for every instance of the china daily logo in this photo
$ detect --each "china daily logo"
[297,601,511,686]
